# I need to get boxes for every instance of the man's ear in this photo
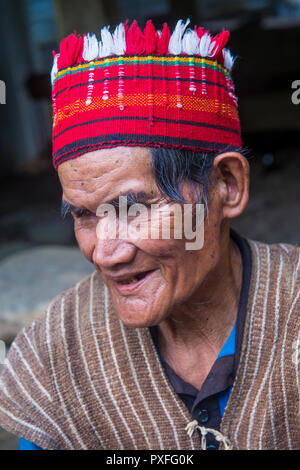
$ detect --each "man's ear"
[212,152,250,219]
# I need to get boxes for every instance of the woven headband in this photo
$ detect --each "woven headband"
[51,19,242,169]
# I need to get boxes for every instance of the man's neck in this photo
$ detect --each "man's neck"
[156,230,243,388]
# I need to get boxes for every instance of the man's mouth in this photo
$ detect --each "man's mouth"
[111,269,156,294]
[118,271,152,284]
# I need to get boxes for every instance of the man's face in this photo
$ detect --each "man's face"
[58,147,224,327]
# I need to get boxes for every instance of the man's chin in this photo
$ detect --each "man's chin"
[115,311,157,328]
[112,302,163,328]
[108,284,169,328]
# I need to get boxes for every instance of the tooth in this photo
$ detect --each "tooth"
[120,276,138,284]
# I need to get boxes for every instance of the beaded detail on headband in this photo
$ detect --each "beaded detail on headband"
[51,19,235,85]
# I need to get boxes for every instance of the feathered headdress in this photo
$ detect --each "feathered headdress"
[51,19,241,169]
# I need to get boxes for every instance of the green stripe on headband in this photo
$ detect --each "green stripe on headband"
[54,55,232,84]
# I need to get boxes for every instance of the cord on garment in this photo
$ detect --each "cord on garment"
[185,420,233,450]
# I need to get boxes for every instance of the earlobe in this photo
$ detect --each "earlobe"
[213,152,250,219]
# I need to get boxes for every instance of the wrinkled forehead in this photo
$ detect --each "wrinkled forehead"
[57,146,160,207]
[58,146,153,183]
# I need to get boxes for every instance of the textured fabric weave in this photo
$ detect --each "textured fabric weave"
[0,238,299,450]
[52,56,241,169]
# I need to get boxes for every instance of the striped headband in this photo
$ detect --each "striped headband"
[51,19,242,169]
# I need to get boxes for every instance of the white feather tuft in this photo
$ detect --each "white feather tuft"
[51,53,59,85]
[182,28,199,55]
[113,23,126,55]
[83,34,99,61]
[199,33,215,57]
[224,48,235,71]
[98,39,104,58]
[100,26,115,57]
[208,40,216,57]
[223,48,235,71]
[168,19,190,55]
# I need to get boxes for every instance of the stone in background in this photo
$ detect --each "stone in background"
[0,246,94,344]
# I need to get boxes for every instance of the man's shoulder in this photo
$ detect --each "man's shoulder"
[43,269,104,324]
[44,270,104,318]
[246,236,299,255]
[0,272,107,450]
[14,271,106,361]
[245,237,300,329]
[246,237,300,281]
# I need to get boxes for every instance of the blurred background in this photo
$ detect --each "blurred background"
[0,0,300,449]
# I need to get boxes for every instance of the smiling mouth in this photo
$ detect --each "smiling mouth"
[118,270,153,284]
[112,269,156,293]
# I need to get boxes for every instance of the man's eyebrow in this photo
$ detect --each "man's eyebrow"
[61,200,85,218]
[61,191,152,218]
[107,191,151,207]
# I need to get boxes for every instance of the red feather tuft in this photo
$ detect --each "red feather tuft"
[57,33,84,69]
[156,23,170,55]
[144,20,157,54]
[123,19,129,38]
[123,19,129,41]
[211,29,230,60]
[195,26,206,39]
[125,20,145,55]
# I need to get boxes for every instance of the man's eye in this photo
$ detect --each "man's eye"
[72,209,93,218]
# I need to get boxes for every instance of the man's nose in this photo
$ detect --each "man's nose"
[92,237,137,270]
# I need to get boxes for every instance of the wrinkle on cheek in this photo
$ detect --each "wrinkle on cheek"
[136,236,179,258]
[74,224,96,262]
[130,206,183,245]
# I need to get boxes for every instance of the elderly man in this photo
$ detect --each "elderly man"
[0,19,299,451]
